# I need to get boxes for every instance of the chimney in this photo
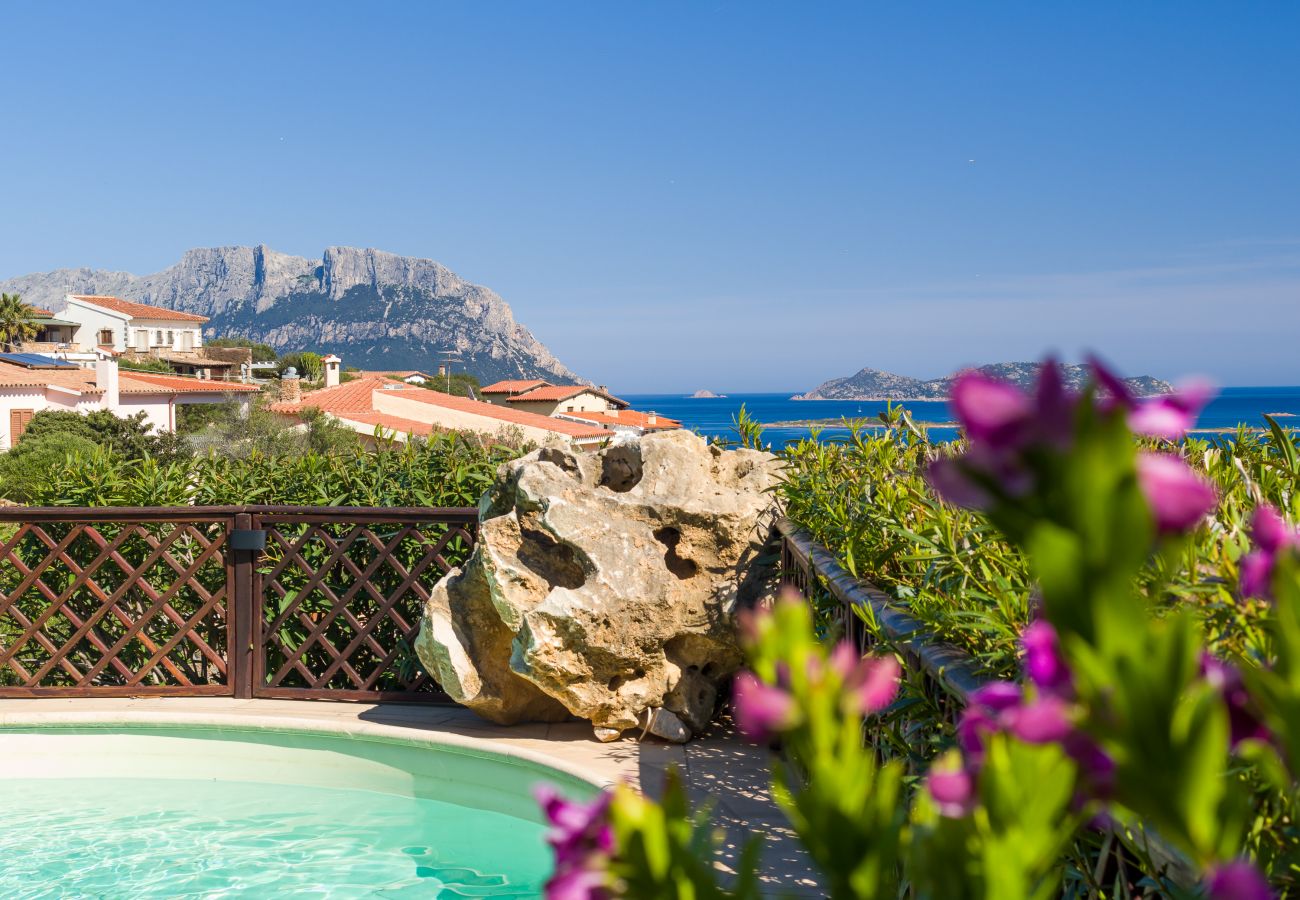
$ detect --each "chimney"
[438,363,448,377]
[281,367,301,405]
[96,355,120,410]
[322,354,341,388]
[647,411,658,426]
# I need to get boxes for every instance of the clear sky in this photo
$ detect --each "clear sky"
[1,2,1297,391]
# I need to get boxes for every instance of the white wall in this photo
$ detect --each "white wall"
[49,297,203,353]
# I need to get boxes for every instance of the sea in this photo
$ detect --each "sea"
[622,387,1300,447]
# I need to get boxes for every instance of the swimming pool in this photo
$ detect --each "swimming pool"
[0,721,597,898]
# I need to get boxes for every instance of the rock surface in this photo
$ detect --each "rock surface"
[415,430,778,740]
[0,245,578,383]
[794,361,1173,400]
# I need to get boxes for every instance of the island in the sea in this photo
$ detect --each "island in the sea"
[689,390,726,399]
[794,361,1173,401]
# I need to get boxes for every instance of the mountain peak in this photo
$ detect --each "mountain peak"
[0,245,578,383]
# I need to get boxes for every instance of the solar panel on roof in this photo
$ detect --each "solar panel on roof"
[0,352,79,369]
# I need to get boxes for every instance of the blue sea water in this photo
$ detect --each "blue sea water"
[622,387,1300,446]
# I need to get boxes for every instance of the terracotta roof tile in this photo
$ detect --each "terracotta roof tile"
[118,372,260,394]
[70,294,209,323]
[560,410,680,431]
[272,377,613,440]
[507,384,627,407]
[480,379,551,394]
[0,361,101,393]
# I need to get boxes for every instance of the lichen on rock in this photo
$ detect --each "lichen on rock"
[415,430,778,741]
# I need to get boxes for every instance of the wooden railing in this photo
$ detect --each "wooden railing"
[0,506,477,702]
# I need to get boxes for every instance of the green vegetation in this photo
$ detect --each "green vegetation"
[0,292,39,350]
[776,408,1298,673]
[15,409,188,463]
[118,356,176,374]
[421,371,481,399]
[277,351,323,382]
[206,336,278,362]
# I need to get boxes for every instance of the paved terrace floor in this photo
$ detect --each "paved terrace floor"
[0,698,822,897]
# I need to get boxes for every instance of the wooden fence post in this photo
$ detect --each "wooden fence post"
[229,512,260,699]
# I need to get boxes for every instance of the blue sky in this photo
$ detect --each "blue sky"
[1,2,1296,391]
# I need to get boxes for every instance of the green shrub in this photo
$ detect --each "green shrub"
[17,409,189,463]
[0,433,100,502]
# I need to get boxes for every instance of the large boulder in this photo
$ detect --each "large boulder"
[415,430,778,741]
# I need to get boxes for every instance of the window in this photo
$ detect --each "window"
[155,330,164,344]
[167,330,174,345]
[567,406,575,411]
[98,329,113,346]
[9,409,34,445]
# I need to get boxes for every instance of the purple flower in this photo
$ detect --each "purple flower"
[950,372,1034,447]
[927,758,976,818]
[843,653,901,715]
[1136,452,1217,533]
[927,456,993,509]
[732,671,796,742]
[1201,654,1271,749]
[970,681,1023,711]
[957,682,1022,758]
[1089,356,1135,410]
[534,785,614,900]
[1240,506,1300,600]
[545,867,611,900]
[1127,378,1215,441]
[1205,860,1272,900]
[1063,732,1116,800]
[1008,696,1074,744]
[1022,620,1072,699]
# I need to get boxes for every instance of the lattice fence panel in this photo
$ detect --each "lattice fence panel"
[0,519,231,692]
[256,517,475,696]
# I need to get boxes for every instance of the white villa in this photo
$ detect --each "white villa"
[28,294,249,379]
[0,353,258,450]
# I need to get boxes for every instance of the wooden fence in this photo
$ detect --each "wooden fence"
[0,506,478,702]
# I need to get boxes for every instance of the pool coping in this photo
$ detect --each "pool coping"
[0,706,610,792]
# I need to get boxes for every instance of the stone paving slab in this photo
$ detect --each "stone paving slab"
[0,698,822,897]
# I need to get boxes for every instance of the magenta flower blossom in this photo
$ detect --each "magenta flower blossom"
[1240,505,1300,600]
[535,785,614,900]
[1205,860,1272,900]
[1201,654,1271,749]
[927,759,976,818]
[1008,696,1074,744]
[840,651,901,715]
[950,373,1034,446]
[929,361,1080,508]
[1022,620,1072,699]
[732,671,796,743]
[957,682,1022,758]
[1127,378,1215,441]
[1063,732,1116,799]
[1136,452,1216,533]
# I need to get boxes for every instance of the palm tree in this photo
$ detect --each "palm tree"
[0,292,40,351]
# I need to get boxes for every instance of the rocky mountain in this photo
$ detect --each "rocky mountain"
[0,245,580,383]
[794,362,1172,400]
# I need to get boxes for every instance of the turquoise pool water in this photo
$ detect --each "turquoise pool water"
[0,724,589,898]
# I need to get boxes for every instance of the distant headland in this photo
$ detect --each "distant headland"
[794,361,1173,401]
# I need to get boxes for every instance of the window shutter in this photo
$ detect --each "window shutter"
[10,409,34,443]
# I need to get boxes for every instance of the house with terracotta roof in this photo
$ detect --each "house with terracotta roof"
[270,373,614,450]
[480,380,629,417]
[479,378,679,437]
[38,294,251,379]
[0,353,258,449]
